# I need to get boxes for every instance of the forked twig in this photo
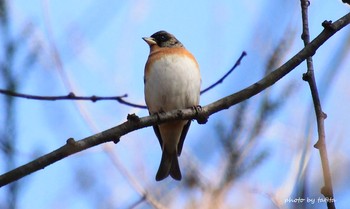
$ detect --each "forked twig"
[300,1,335,208]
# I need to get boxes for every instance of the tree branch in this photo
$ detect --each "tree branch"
[0,90,147,109]
[0,51,247,109]
[200,51,247,94]
[0,12,349,187]
[300,1,335,208]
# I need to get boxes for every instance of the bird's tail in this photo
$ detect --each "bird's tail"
[156,150,181,181]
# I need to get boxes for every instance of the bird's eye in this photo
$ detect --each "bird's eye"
[160,35,167,41]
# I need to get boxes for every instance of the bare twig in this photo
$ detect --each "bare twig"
[0,89,147,108]
[300,1,335,208]
[200,51,247,94]
[0,12,349,187]
[0,52,247,109]
[0,89,125,102]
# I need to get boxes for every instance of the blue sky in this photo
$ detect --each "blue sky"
[1,1,350,208]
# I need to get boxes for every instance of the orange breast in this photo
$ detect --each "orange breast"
[144,47,199,78]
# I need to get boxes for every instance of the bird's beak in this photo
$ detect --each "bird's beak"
[142,37,157,46]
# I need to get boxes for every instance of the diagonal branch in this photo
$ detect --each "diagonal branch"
[200,51,247,94]
[300,1,335,208]
[0,12,349,187]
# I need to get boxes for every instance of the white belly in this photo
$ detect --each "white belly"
[145,54,201,113]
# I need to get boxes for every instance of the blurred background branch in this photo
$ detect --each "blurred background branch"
[0,0,39,208]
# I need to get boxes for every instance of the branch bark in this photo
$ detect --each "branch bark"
[0,12,349,187]
[300,1,335,208]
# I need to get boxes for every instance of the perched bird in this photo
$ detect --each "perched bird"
[143,31,201,181]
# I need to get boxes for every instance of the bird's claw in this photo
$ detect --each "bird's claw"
[192,105,208,124]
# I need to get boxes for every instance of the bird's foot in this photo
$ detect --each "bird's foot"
[192,105,208,124]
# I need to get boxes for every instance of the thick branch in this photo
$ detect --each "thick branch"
[0,12,349,187]
[300,1,335,208]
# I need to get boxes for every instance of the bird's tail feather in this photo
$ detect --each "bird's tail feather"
[156,151,182,181]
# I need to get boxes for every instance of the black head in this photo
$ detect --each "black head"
[143,30,183,48]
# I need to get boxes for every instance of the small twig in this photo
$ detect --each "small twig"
[0,89,147,108]
[200,51,247,94]
[0,52,246,108]
[300,1,335,208]
[0,12,349,187]
[0,89,124,102]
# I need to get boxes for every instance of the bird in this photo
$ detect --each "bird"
[143,31,201,181]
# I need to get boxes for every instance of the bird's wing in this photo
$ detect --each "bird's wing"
[177,120,191,156]
[152,125,163,149]
[152,120,191,156]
